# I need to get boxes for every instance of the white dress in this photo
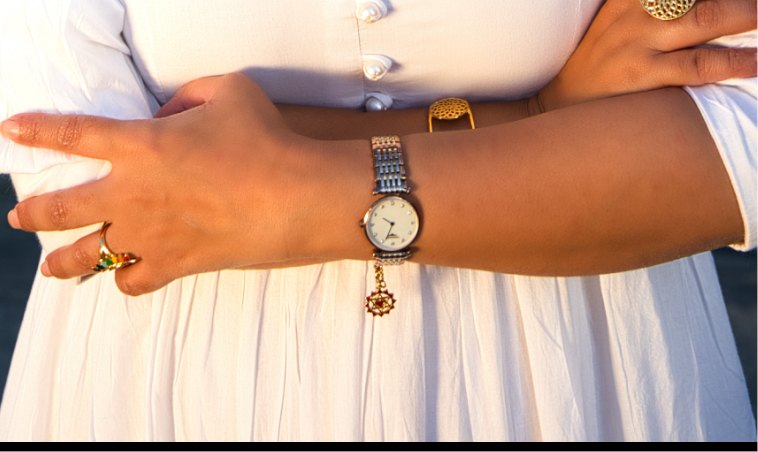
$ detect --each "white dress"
[0,0,755,441]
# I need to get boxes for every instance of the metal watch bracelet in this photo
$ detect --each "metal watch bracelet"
[364,135,415,316]
[372,135,410,195]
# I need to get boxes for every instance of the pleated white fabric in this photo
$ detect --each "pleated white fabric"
[0,0,755,441]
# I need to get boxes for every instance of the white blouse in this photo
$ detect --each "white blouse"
[0,0,755,441]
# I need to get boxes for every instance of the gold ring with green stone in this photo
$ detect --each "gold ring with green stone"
[92,222,140,272]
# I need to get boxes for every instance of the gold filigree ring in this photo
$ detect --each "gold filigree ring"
[92,222,140,272]
[640,0,696,20]
[428,98,475,132]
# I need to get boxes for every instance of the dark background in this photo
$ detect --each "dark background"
[0,174,755,419]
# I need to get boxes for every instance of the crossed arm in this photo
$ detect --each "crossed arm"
[0,78,745,292]
[1,0,755,296]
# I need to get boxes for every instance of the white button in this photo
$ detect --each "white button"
[356,0,387,23]
[365,92,393,111]
[365,97,386,111]
[362,55,392,81]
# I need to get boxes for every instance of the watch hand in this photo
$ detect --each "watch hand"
[385,223,400,240]
[383,218,395,226]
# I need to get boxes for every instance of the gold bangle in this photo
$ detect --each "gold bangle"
[428,98,475,132]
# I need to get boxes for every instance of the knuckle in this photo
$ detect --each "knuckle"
[727,48,748,72]
[47,194,69,229]
[56,115,86,150]
[221,72,246,85]
[140,124,177,163]
[694,1,720,30]
[220,72,253,94]
[129,121,159,152]
[692,49,712,84]
[72,242,94,271]
[116,276,146,297]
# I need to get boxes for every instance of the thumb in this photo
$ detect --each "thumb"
[154,75,225,118]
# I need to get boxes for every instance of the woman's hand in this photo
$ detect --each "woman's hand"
[2,73,365,295]
[533,0,757,113]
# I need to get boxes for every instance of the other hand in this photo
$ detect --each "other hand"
[534,0,757,112]
[1,74,340,295]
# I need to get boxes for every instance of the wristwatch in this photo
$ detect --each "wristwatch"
[360,136,420,316]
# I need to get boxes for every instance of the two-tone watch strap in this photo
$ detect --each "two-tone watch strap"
[372,135,410,195]
[373,250,411,266]
[370,135,412,268]
[366,136,412,317]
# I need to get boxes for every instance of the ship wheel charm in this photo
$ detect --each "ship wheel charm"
[366,263,396,316]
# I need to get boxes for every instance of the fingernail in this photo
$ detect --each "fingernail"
[41,261,51,277]
[0,120,19,139]
[7,209,20,229]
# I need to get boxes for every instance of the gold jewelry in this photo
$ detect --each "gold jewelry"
[640,0,695,20]
[361,136,420,317]
[92,222,140,272]
[428,98,475,132]
[366,262,395,316]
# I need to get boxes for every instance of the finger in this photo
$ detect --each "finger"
[0,113,136,159]
[42,231,100,279]
[658,47,757,86]
[154,75,224,118]
[657,0,757,51]
[12,180,109,232]
[113,258,170,297]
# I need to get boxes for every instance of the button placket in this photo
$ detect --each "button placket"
[356,0,394,111]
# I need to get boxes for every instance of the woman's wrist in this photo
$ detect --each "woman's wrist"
[276,97,536,264]
[282,137,376,262]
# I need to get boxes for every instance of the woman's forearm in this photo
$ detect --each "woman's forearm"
[276,99,535,140]
[301,87,743,276]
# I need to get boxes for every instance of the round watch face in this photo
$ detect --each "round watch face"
[362,196,420,252]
